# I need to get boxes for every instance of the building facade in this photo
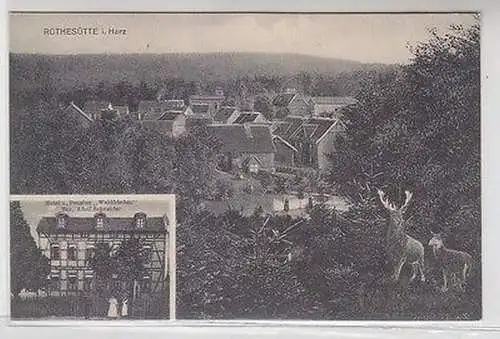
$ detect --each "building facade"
[36,211,170,297]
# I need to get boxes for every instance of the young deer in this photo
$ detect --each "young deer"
[428,232,473,292]
[377,190,425,283]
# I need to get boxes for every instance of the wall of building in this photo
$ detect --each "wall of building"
[316,126,342,170]
[38,232,167,296]
[289,95,312,116]
[274,141,295,167]
[172,116,187,138]
[234,153,275,170]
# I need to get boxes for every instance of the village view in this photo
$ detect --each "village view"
[10,15,480,321]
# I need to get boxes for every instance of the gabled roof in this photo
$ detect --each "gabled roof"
[213,106,238,122]
[37,216,167,233]
[191,103,210,114]
[66,102,93,122]
[84,100,111,115]
[272,135,298,152]
[189,95,225,102]
[311,96,358,106]
[159,111,185,121]
[207,125,276,154]
[272,93,296,107]
[273,116,340,144]
[233,112,264,124]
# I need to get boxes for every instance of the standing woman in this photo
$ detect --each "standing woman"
[107,296,119,319]
[121,298,129,318]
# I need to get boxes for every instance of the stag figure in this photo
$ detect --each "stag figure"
[377,189,425,283]
[428,232,472,292]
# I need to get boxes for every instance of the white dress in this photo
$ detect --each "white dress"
[121,299,128,317]
[107,297,118,318]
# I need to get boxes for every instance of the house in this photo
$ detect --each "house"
[310,96,357,118]
[36,211,169,297]
[64,102,93,127]
[185,103,211,119]
[137,99,187,121]
[83,101,128,121]
[232,112,269,125]
[213,107,240,124]
[272,135,298,167]
[189,95,225,116]
[272,116,345,170]
[140,110,187,138]
[272,90,311,118]
[208,124,276,173]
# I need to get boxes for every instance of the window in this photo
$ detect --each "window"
[57,216,66,228]
[50,245,60,260]
[143,246,152,262]
[85,247,95,260]
[83,277,93,291]
[67,246,77,261]
[96,217,104,229]
[136,218,145,229]
[49,276,60,290]
[141,278,151,292]
[95,212,106,229]
[67,276,78,291]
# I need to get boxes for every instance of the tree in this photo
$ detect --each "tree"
[326,19,481,318]
[90,238,148,299]
[10,201,50,297]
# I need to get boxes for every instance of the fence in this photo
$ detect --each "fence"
[11,292,168,319]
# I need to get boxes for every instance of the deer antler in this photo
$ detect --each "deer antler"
[377,189,397,211]
[399,190,413,211]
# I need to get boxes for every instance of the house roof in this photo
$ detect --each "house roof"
[233,112,263,124]
[207,125,276,154]
[191,103,210,114]
[272,135,298,152]
[311,96,358,106]
[189,95,225,102]
[84,100,111,115]
[214,106,238,122]
[66,102,93,122]
[273,116,339,144]
[159,111,185,121]
[37,216,167,233]
[272,93,296,107]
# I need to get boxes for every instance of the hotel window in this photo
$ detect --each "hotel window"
[67,275,78,291]
[49,276,60,290]
[67,246,77,261]
[85,247,95,260]
[143,245,152,262]
[135,213,147,229]
[141,276,151,292]
[95,212,105,229]
[56,214,67,228]
[50,245,60,260]
[83,277,93,291]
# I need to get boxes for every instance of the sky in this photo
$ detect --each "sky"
[9,13,478,64]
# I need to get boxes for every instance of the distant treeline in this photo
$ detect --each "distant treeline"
[9,52,397,108]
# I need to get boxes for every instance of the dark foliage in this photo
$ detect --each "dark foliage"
[10,201,51,297]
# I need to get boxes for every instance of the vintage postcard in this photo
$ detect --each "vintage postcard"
[9,194,176,320]
[9,12,480,321]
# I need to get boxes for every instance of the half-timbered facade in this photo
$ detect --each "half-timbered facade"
[36,211,170,297]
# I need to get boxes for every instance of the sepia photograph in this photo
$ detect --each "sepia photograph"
[9,195,176,320]
[9,12,480,321]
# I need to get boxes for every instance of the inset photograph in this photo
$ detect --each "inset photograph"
[10,195,176,320]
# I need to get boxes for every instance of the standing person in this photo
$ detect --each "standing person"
[121,298,128,318]
[107,296,118,319]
